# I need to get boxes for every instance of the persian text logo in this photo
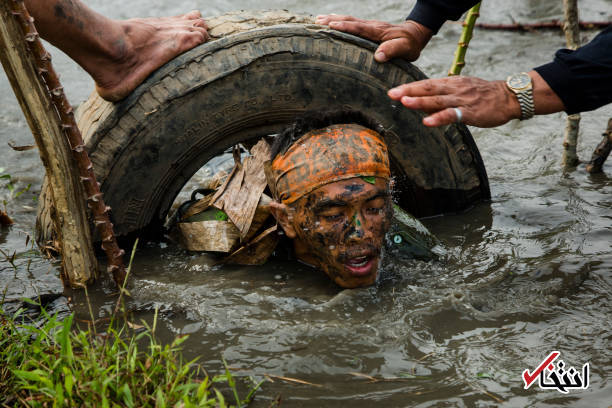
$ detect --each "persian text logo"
[522,351,589,393]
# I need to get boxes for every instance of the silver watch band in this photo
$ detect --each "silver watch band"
[516,88,535,120]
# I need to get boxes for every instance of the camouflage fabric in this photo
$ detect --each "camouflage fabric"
[269,124,390,205]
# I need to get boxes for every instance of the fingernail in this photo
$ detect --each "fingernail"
[375,51,387,62]
[401,96,415,104]
[329,22,340,28]
[388,88,400,98]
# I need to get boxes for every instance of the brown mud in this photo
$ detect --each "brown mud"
[1,1,611,406]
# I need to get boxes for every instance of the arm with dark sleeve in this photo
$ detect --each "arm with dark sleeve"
[407,0,480,34]
[534,27,612,114]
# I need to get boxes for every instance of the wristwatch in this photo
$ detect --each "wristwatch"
[505,72,535,120]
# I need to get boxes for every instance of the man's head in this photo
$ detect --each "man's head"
[267,111,393,288]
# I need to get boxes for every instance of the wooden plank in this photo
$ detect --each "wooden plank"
[244,193,272,241]
[223,225,278,265]
[0,1,96,285]
[177,221,240,252]
[211,139,272,239]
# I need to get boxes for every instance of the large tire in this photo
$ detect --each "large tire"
[36,10,489,243]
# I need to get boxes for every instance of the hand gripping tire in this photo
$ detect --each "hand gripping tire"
[36,10,490,244]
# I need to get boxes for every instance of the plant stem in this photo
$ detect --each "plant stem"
[470,20,610,31]
[561,0,581,167]
[585,118,612,173]
[448,2,482,76]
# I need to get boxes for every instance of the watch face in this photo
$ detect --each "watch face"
[508,73,531,89]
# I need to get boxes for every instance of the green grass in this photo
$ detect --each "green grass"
[0,302,262,407]
[0,200,261,407]
[1,167,32,207]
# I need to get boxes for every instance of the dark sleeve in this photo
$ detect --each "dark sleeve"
[406,0,480,34]
[534,27,612,115]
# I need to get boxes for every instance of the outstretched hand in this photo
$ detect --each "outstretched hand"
[315,15,433,62]
[388,76,522,128]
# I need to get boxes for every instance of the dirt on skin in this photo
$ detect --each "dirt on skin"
[0,1,611,407]
[287,177,392,288]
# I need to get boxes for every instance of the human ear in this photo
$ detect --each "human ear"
[269,202,297,238]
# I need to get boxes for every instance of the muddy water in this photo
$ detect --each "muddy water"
[1,0,611,406]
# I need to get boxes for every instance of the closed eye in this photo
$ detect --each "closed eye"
[322,213,344,222]
[366,206,384,215]
[365,196,387,215]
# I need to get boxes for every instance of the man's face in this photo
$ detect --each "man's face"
[275,177,392,288]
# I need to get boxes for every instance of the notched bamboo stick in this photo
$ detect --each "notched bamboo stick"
[0,0,126,286]
[448,3,481,76]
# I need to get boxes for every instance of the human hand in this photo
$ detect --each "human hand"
[388,76,522,128]
[315,15,433,62]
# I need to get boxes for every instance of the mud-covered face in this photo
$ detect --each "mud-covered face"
[274,177,392,288]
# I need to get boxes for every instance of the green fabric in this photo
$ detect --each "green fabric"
[215,210,229,221]
[184,208,228,223]
[361,176,377,185]
[387,204,445,260]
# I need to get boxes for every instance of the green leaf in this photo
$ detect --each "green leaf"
[59,315,74,364]
[215,210,229,221]
[361,176,376,184]
[54,382,64,407]
[212,374,229,383]
[222,358,240,406]
[214,389,226,408]
[20,297,41,306]
[63,367,74,398]
[155,388,166,408]
[197,376,210,400]
[398,372,418,379]
[477,372,493,379]
[15,183,31,198]
[172,334,189,348]
[14,369,54,388]
[121,383,134,408]
[244,378,264,404]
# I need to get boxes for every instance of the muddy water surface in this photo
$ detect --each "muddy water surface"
[1,1,611,406]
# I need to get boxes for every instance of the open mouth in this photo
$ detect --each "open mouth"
[344,255,376,276]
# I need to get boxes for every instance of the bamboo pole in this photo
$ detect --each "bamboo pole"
[561,0,581,167]
[448,3,481,76]
[471,20,610,31]
[0,0,126,287]
[585,118,612,173]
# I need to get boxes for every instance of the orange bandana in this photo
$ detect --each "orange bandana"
[268,124,390,205]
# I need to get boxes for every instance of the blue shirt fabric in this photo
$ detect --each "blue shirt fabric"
[533,27,612,114]
[407,0,480,34]
[407,1,612,114]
